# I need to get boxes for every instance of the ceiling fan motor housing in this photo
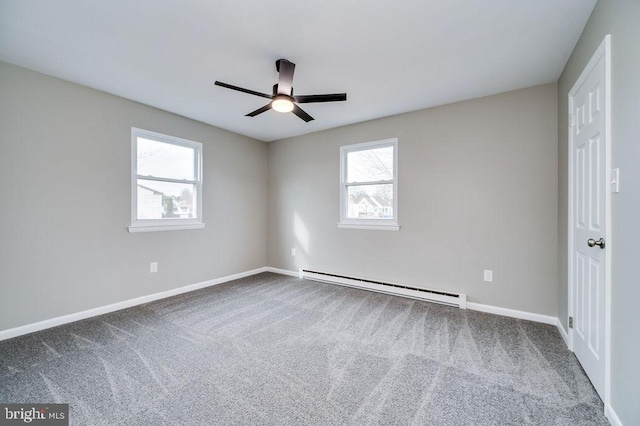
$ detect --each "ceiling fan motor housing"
[273,84,293,96]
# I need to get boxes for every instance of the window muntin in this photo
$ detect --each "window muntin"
[340,138,398,230]
[129,128,204,232]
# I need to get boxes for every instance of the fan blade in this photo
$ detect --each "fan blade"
[245,104,272,117]
[294,93,347,103]
[292,104,314,122]
[276,59,295,95]
[215,81,272,99]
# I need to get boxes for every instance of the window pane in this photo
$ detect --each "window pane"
[347,184,393,219]
[137,179,196,219]
[137,137,195,180]
[347,146,393,183]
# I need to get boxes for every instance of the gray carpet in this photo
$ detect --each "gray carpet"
[0,272,608,425]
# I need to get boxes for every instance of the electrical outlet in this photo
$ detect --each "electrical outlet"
[150,262,158,273]
[483,269,493,282]
[291,248,296,257]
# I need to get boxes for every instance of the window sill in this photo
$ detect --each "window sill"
[128,223,206,233]
[337,223,400,231]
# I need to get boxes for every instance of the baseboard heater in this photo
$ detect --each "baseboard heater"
[300,269,466,309]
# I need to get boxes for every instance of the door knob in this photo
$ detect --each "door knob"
[587,238,605,249]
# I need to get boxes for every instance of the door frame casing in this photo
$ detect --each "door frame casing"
[566,34,611,409]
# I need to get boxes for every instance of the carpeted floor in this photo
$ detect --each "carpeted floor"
[0,272,608,425]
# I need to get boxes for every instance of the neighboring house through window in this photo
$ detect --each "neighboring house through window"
[128,128,204,232]
[339,138,399,230]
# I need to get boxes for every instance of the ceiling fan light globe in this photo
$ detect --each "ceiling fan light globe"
[272,98,294,113]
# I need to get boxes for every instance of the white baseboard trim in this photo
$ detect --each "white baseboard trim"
[0,266,269,342]
[264,267,300,278]
[555,317,570,349]
[605,404,623,426]
[466,302,557,325]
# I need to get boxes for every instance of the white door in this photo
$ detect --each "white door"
[569,36,609,400]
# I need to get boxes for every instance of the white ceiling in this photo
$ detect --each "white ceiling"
[0,0,596,142]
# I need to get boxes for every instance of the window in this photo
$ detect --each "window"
[339,138,399,230]
[128,128,204,232]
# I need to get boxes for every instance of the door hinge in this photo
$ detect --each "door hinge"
[569,316,574,328]
[568,114,575,128]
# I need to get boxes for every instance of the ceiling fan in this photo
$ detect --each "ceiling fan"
[214,59,347,122]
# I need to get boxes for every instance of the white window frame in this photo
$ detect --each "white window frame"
[128,127,205,233]
[339,138,399,231]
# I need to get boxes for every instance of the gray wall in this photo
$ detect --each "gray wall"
[0,61,267,331]
[558,0,640,422]
[268,84,558,315]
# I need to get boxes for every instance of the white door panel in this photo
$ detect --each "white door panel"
[570,41,607,400]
